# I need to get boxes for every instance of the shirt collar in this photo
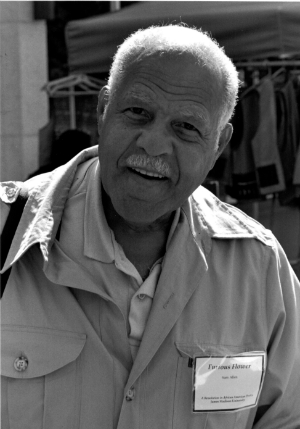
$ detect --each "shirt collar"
[84,161,115,263]
[189,186,274,251]
[0,147,99,273]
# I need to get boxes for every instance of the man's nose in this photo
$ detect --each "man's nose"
[135,123,173,156]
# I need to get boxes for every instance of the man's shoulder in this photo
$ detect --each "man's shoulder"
[0,147,99,233]
[0,179,38,233]
[191,186,275,248]
[0,147,99,203]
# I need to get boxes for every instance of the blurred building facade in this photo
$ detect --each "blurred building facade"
[0,1,48,181]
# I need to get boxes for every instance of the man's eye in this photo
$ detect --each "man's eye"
[127,107,147,116]
[174,122,199,134]
[179,122,197,131]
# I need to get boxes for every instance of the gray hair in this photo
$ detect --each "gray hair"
[107,24,240,132]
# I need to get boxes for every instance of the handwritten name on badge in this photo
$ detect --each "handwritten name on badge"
[193,353,266,413]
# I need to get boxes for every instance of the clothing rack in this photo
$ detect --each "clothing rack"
[235,58,300,96]
[43,74,106,129]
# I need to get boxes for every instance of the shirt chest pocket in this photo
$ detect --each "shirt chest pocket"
[173,343,256,429]
[1,326,86,429]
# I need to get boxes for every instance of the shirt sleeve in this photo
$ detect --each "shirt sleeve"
[253,239,300,428]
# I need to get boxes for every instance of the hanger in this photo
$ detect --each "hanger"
[240,67,286,99]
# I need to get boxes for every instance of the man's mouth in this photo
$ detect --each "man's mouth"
[129,167,167,180]
[126,154,171,180]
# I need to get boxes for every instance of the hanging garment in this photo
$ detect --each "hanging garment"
[294,82,300,186]
[251,79,286,195]
[294,142,300,185]
[276,79,300,204]
[226,89,260,200]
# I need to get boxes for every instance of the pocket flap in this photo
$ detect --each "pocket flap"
[175,342,253,358]
[1,325,86,378]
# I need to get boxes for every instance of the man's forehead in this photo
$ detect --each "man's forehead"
[123,85,210,125]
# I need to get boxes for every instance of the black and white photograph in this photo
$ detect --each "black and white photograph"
[1,1,300,428]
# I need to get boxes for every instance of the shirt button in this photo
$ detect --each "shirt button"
[138,294,145,300]
[125,387,135,401]
[5,187,18,202]
[14,356,28,372]
[6,188,16,197]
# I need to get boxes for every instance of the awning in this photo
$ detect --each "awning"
[66,1,300,75]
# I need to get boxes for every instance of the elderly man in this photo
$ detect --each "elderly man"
[1,25,300,429]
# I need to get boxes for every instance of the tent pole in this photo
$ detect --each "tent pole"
[235,60,300,68]
[110,2,120,12]
[69,87,76,129]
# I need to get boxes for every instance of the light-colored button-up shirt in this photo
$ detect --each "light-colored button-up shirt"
[1,147,300,429]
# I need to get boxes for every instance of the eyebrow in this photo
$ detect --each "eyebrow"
[180,107,210,128]
[124,89,155,104]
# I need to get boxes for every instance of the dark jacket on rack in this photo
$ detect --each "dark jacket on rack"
[250,79,286,195]
[228,89,260,199]
[276,79,300,204]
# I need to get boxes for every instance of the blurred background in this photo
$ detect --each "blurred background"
[1,1,299,277]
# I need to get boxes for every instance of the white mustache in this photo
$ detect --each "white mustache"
[126,154,171,177]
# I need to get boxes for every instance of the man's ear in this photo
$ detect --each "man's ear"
[210,123,233,170]
[97,86,109,134]
[217,123,233,156]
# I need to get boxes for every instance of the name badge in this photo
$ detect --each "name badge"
[193,353,266,413]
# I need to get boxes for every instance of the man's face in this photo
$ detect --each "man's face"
[98,52,232,224]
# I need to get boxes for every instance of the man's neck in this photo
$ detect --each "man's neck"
[102,189,174,279]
